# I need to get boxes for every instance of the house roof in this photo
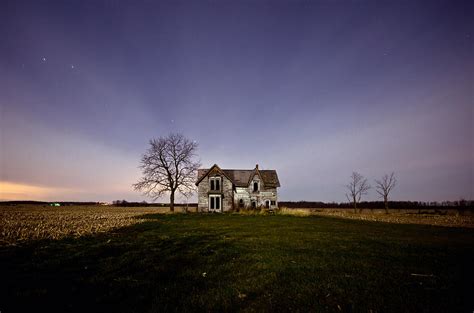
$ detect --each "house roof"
[196,164,280,188]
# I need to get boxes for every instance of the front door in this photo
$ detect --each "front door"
[209,195,222,213]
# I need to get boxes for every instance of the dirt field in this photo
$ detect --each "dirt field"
[0,205,181,245]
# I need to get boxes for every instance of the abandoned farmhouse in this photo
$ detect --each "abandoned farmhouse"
[196,164,280,212]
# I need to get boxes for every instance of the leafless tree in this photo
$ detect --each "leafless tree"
[133,133,201,212]
[375,172,397,213]
[345,172,371,213]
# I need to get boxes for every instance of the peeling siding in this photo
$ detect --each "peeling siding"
[197,179,210,212]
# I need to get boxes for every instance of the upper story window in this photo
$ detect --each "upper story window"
[253,181,259,192]
[210,177,221,191]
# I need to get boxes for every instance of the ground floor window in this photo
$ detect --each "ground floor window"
[209,195,221,211]
[239,199,244,208]
[265,200,270,208]
[271,200,276,205]
[251,201,257,209]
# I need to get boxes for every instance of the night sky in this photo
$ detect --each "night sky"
[1,0,472,202]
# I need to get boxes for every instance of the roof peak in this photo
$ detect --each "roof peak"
[198,168,276,172]
[196,166,280,187]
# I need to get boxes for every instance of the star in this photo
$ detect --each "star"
[42,57,46,62]
[70,64,75,69]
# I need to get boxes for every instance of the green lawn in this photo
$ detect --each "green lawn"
[1,214,473,312]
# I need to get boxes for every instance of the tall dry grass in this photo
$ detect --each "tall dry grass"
[275,207,312,216]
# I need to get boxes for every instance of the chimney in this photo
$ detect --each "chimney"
[255,164,259,170]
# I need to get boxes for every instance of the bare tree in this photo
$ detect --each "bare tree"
[133,133,201,212]
[345,172,371,213]
[375,172,397,213]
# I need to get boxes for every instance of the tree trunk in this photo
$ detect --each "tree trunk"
[353,196,357,213]
[384,196,389,213]
[170,191,175,212]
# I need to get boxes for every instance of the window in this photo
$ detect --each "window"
[209,195,221,211]
[271,200,276,205]
[251,201,257,209]
[253,181,258,192]
[210,177,221,191]
[265,200,270,208]
[239,199,244,208]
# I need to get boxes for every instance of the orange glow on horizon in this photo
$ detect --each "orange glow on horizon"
[0,181,72,201]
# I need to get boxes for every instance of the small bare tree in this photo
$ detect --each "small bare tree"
[345,172,371,213]
[375,172,397,213]
[133,133,201,212]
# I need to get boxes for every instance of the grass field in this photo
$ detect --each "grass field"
[1,206,473,312]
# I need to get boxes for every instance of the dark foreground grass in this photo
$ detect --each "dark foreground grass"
[1,214,473,313]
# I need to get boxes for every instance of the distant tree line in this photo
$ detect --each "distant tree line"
[0,201,102,206]
[112,200,198,207]
[2,200,470,210]
[0,200,200,207]
[278,200,473,210]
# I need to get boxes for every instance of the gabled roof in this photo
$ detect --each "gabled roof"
[196,164,280,188]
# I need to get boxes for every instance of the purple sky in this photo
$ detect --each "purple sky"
[1,0,472,202]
